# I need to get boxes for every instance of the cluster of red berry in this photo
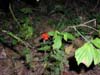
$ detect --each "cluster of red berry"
[41,33,49,41]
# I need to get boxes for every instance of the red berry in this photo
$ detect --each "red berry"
[41,33,49,41]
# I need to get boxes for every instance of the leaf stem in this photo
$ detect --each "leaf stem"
[73,26,89,42]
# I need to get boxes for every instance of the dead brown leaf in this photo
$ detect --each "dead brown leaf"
[65,44,76,57]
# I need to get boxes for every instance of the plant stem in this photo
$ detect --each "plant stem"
[64,19,99,33]
[73,26,89,42]
[82,19,96,25]
[75,25,99,32]
[9,3,20,26]
[2,30,32,48]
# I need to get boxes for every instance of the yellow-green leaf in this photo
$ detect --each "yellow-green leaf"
[75,43,94,67]
[92,38,100,48]
[53,35,62,49]
[48,31,55,36]
[62,32,75,41]
[93,49,100,65]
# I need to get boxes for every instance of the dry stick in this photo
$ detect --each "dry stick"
[9,3,20,26]
[75,25,99,32]
[81,19,96,25]
[76,19,99,32]
[73,26,89,42]
[2,30,33,49]
[64,19,99,32]
[63,19,99,42]
[9,4,33,48]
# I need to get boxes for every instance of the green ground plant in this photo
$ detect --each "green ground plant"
[38,31,75,74]
[75,38,100,67]
[1,30,33,67]
[37,19,100,74]
[18,17,34,40]
[1,2,100,74]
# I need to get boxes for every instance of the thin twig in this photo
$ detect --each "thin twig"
[64,19,98,32]
[2,30,33,49]
[75,25,99,32]
[9,3,20,26]
[73,26,89,42]
[81,19,96,25]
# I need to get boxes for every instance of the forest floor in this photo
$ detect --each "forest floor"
[0,1,100,75]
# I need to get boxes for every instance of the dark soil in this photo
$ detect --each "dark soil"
[0,0,100,75]
[0,42,100,75]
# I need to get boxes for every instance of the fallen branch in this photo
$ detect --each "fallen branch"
[64,19,99,32]
[2,30,33,49]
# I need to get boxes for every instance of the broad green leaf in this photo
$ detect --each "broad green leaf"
[93,49,100,65]
[92,38,100,48]
[62,32,75,41]
[48,31,55,36]
[48,31,60,36]
[63,32,68,41]
[38,45,51,51]
[66,32,75,40]
[53,35,62,49]
[75,43,94,67]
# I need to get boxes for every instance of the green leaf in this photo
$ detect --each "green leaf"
[63,33,68,41]
[92,38,100,48]
[75,43,94,67]
[62,32,75,41]
[93,49,100,65]
[53,35,62,49]
[48,31,55,36]
[38,45,51,51]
